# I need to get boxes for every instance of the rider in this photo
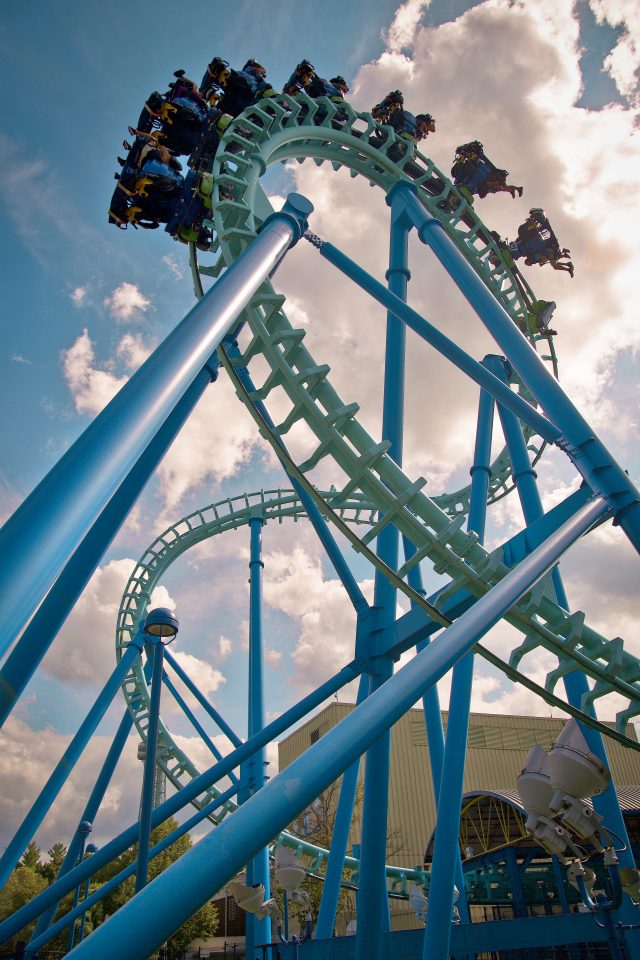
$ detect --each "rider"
[489,231,558,334]
[283,59,316,95]
[372,91,435,157]
[451,141,522,202]
[242,58,279,99]
[200,57,276,115]
[512,209,574,277]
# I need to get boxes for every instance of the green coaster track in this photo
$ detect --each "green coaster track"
[117,91,639,890]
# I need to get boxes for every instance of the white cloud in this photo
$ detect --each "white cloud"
[0,718,142,853]
[219,635,233,658]
[103,282,151,322]
[62,328,128,417]
[162,254,186,281]
[262,546,373,695]
[70,286,87,307]
[37,556,177,686]
[10,354,31,365]
[383,0,431,53]
[117,331,155,370]
[170,650,226,698]
[589,0,640,107]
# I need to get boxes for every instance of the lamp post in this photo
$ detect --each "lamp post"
[135,608,179,893]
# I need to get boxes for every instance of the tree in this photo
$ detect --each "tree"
[19,841,42,873]
[285,777,408,934]
[94,817,218,957]
[0,865,47,945]
[41,841,67,884]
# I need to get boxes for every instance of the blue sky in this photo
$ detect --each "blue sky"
[1,0,639,851]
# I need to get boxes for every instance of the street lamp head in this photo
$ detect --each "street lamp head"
[144,607,179,642]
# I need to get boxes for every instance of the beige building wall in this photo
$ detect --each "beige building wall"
[279,706,640,930]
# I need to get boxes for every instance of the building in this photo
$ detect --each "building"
[279,705,640,930]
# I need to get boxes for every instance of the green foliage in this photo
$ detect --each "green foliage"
[20,841,43,872]
[41,842,67,884]
[94,817,218,955]
[1,819,218,954]
[0,866,47,942]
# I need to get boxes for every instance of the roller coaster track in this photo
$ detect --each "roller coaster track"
[118,91,640,888]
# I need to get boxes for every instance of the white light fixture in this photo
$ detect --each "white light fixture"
[620,867,640,905]
[227,881,266,915]
[275,846,306,892]
[566,862,596,898]
[548,720,610,801]
[409,883,429,924]
[527,815,582,860]
[518,745,555,818]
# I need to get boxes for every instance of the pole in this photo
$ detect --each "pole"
[135,636,165,892]
[0,371,211,730]
[245,515,271,957]
[356,193,411,960]
[66,497,607,960]
[0,633,144,889]
[0,195,314,658]
[394,184,640,553]
[423,371,496,960]
[315,674,368,938]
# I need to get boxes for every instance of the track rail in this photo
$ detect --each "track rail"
[117,92,639,887]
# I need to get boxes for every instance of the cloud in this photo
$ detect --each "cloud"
[262,546,373,696]
[70,286,87,307]
[116,331,155,370]
[589,0,640,108]
[162,254,186,281]
[39,557,172,684]
[103,282,151,322]
[62,328,128,417]
[383,0,432,53]
[218,635,233,658]
[10,354,31,365]
[0,718,142,852]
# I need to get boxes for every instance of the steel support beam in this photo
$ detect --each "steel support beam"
[395,183,640,553]
[65,498,607,959]
[423,368,496,959]
[0,194,314,658]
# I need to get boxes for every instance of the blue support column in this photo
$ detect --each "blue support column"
[0,632,144,889]
[393,184,640,552]
[310,239,559,444]
[0,663,362,947]
[30,709,133,945]
[135,637,165,892]
[164,648,242,747]
[487,356,637,907]
[423,370,496,960]
[0,370,212,730]
[28,783,241,954]
[65,496,608,960]
[551,856,570,915]
[356,190,412,960]
[0,194,314,659]
[316,674,368,939]
[403,538,469,923]
[245,514,271,957]
[66,826,90,953]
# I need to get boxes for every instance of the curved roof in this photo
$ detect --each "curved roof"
[424,786,640,862]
